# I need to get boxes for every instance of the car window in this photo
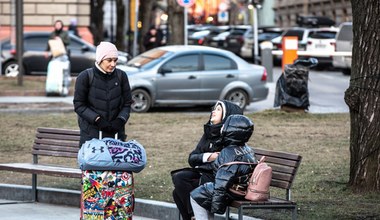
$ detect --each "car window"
[1,40,12,50]
[284,30,304,40]
[258,32,282,41]
[24,36,49,51]
[161,54,199,73]
[67,38,86,51]
[127,49,171,69]
[337,25,353,41]
[308,31,337,39]
[203,54,236,70]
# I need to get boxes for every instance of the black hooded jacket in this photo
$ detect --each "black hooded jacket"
[190,114,257,214]
[73,66,133,146]
[188,100,243,169]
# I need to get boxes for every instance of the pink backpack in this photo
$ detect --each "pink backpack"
[244,156,272,201]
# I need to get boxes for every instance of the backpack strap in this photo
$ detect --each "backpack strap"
[86,68,94,87]
[219,161,256,169]
[86,68,123,87]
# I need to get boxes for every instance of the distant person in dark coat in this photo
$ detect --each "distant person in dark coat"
[68,18,80,37]
[143,25,163,51]
[45,20,70,58]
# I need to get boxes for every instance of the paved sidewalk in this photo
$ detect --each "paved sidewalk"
[0,200,157,220]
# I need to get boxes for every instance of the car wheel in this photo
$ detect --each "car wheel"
[3,61,19,77]
[225,89,248,110]
[131,89,151,113]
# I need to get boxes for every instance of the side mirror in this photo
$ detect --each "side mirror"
[159,67,172,75]
[81,45,90,52]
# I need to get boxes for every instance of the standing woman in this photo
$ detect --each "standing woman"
[73,41,133,147]
[171,100,243,220]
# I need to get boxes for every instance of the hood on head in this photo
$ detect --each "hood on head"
[209,100,243,124]
[220,114,254,146]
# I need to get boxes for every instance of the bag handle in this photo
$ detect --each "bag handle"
[99,131,118,140]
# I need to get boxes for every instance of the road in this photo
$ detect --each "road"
[0,67,350,114]
[246,66,350,113]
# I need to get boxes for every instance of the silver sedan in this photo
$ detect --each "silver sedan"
[118,45,269,112]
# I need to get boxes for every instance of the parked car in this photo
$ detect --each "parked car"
[304,27,338,67]
[188,29,211,45]
[240,27,284,60]
[203,25,230,47]
[187,24,213,45]
[332,22,353,75]
[117,45,269,113]
[271,27,314,63]
[223,25,251,55]
[1,32,129,77]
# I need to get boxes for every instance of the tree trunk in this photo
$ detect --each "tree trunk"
[167,0,184,45]
[139,1,156,52]
[90,0,105,46]
[116,0,125,51]
[345,0,380,192]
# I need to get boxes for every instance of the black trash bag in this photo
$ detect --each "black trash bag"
[274,58,318,109]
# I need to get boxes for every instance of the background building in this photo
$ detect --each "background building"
[273,0,352,27]
[0,0,91,43]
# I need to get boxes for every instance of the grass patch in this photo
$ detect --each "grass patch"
[0,110,379,219]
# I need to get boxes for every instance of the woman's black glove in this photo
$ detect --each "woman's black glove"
[96,117,111,132]
[111,118,125,132]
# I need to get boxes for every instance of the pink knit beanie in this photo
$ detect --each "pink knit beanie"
[96,41,118,64]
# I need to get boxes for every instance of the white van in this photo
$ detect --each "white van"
[333,22,353,75]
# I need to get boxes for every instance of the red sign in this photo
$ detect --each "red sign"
[177,0,195,7]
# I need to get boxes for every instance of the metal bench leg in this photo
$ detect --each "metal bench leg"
[32,173,37,202]
[292,206,297,220]
[238,207,243,220]
[225,206,230,220]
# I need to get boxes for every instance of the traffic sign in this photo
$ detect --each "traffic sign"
[177,0,195,7]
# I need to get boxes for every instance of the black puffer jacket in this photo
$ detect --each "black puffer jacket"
[188,101,243,168]
[190,115,257,214]
[73,66,133,146]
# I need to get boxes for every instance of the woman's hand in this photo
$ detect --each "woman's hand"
[207,152,220,162]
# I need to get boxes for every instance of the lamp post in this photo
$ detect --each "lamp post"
[249,0,262,64]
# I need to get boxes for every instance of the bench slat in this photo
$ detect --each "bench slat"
[0,163,81,178]
[255,148,301,161]
[230,197,296,207]
[34,139,79,148]
[37,127,80,135]
[31,150,78,158]
[33,144,79,154]
[35,133,80,142]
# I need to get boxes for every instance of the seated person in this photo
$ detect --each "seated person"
[190,114,257,219]
[171,100,243,220]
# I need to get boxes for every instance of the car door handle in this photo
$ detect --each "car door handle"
[226,74,235,78]
[188,75,196,79]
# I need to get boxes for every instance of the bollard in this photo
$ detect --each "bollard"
[281,36,298,71]
[260,41,274,82]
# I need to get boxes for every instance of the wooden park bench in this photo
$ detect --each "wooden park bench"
[225,148,302,220]
[0,127,82,202]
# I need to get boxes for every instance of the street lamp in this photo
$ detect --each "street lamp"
[249,0,263,64]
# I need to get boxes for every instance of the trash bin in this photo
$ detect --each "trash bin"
[274,58,318,111]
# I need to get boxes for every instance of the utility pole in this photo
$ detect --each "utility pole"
[16,0,23,86]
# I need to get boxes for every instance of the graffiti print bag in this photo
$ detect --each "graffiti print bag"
[78,137,147,173]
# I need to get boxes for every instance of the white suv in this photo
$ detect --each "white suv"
[332,22,353,75]
[305,27,338,67]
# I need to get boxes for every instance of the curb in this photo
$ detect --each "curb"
[0,183,259,220]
